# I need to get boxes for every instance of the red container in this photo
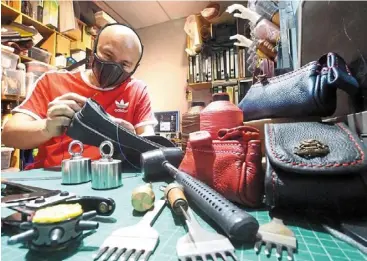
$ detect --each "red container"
[200,93,243,139]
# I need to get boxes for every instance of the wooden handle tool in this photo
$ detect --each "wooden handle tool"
[164,183,188,215]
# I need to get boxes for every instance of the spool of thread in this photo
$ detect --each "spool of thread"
[182,101,206,152]
[200,93,243,139]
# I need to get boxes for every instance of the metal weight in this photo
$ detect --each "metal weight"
[61,140,91,185]
[91,141,122,190]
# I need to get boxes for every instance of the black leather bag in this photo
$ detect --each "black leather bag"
[264,121,367,217]
[66,98,183,172]
[238,53,360,121]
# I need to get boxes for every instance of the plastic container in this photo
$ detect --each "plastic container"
[1,69,26,96]
[1,104,12,130]
[182,101,206,151]
[1,147,14,170]
[1,49,19,70]
[28,47,52,64]
[25,61,56,78]
[26,72,38,98]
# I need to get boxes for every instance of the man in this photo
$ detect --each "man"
[2,23,157,169]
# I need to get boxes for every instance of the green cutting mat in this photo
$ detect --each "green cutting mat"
[1,170,366,261]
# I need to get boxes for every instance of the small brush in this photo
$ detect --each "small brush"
[255,218,297,260]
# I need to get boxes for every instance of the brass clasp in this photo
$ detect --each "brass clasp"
[294,139,330,159]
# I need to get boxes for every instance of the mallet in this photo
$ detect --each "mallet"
[141,148,259,242]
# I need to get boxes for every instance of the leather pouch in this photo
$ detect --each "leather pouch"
[265,121,367,216]
[66,98,182,172]
[239,52,360,121]
[179,126,264,207]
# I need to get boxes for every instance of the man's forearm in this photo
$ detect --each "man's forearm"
[2,119,52,149]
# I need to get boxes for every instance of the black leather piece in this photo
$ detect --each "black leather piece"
[264,122,367,217]
[66,98,179,171]
[238,53,359,121]
[265,122,367,174]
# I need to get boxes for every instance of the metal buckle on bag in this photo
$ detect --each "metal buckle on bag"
[294,139,330,159]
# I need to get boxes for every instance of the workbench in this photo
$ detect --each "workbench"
[1,170,366,261]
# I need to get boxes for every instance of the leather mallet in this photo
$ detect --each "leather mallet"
[140,148,259,242]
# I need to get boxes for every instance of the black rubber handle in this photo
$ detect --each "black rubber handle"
[65,196,116,216]
[164,162,259,242]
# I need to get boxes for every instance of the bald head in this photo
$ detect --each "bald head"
[95,24,143,73]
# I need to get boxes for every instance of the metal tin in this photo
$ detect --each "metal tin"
[91,141,122,190]
[61,140,91,185]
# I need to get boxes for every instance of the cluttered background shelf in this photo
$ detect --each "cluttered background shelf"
[1,0,113,171]
[184,8,254,107]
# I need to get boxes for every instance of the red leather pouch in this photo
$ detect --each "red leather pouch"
[179,126,264,207]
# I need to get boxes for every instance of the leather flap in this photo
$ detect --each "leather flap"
[189,131,213,148]
[265,122,367,175]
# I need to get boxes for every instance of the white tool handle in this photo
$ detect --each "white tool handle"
[138,199,166,227]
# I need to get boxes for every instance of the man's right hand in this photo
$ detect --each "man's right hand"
[44,93,87,138]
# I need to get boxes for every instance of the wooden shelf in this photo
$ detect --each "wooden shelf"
[188,78,250,90]
[1,95,25,102]
[56,31,76,42]
[1,1,93,68]
[20,55,34,62]
[188,82,212,90]
[1,2,20,20]
[239,77,253,83]
[21,13,54,35]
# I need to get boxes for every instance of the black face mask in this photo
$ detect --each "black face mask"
[92,53,136,89]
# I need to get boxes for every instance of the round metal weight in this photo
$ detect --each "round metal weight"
[91,141,122,190]
[61,140,91,185]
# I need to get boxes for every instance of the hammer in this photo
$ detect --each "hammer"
[141,148,259,242]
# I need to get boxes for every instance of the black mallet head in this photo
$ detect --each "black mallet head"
[140,148,184,181]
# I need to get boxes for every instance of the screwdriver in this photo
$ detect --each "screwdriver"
[163,183,188,215]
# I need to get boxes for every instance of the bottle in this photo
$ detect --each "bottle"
[200,93,243,139]
[182,102,206,151]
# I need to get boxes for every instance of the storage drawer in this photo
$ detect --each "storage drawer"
[25,61,57,78]
[64,19,82,40]
[70,24,92,51]
[1,49,19,70]
[28,47,52,64]
[56,34,71,56]
[1,69,26,96]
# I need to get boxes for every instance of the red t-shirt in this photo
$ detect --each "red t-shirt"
[13,70,157,169]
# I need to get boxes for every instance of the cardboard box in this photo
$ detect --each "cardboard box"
[64,19,82,41]
[43,0,58,29]
[95,11,116,28]
[70,24,92,51]
[56,34,70,56]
